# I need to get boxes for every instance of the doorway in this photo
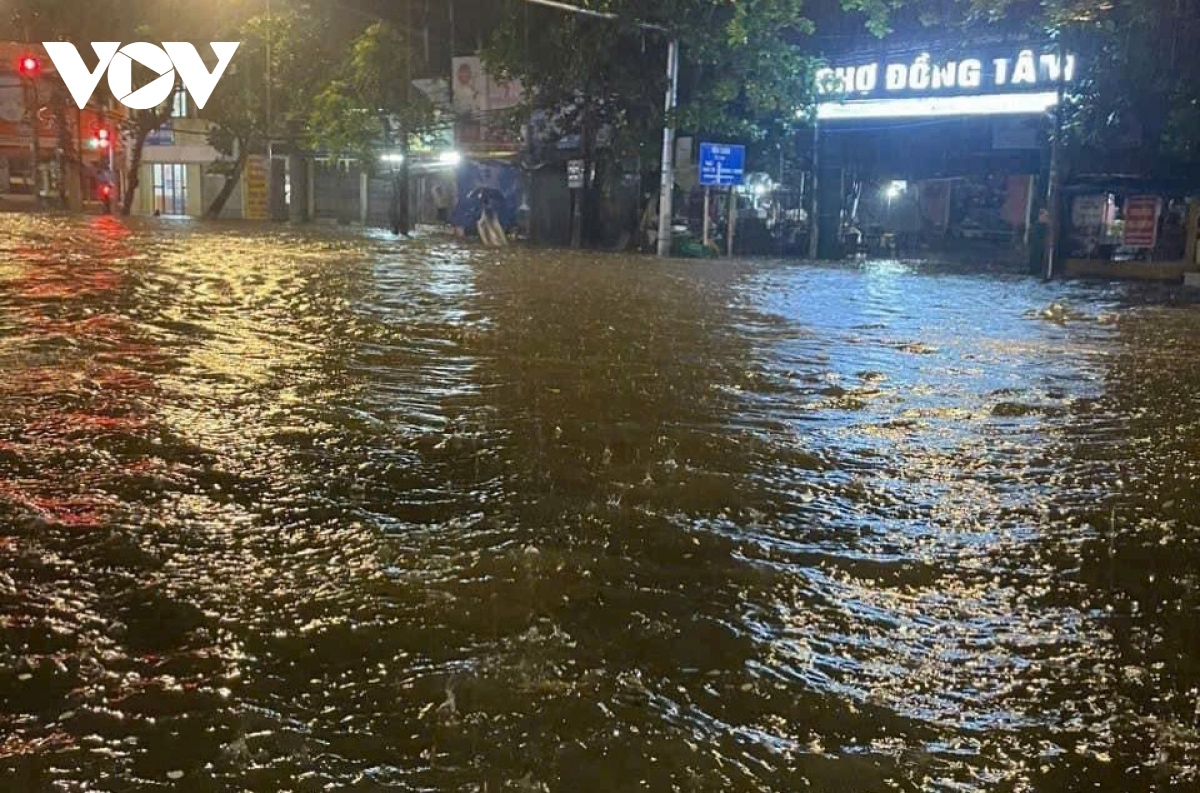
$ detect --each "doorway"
[151,163,188,215]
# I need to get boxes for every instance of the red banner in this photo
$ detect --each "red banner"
[1123,195,1161,248]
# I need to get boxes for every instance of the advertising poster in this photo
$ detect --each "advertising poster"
[1123,195,1160,248]
[243,155,269,220]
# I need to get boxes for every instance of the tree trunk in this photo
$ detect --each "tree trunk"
[121,101,174,216]
[121,126,150,216]
[399,156,411,234]
[54,101,81,211]
[389,168,401,233]
[205,149,249,219]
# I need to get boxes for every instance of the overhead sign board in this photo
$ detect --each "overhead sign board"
[699,142,745,187]
[816,45,1078,120]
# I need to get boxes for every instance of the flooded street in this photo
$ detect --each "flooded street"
[2,213,1199,792]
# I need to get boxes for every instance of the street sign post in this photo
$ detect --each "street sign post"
[699,142,746,188]
[700,143,746,256]
[567,159,585,189]
[568,159,585,247]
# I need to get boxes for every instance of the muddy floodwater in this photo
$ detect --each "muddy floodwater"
[1,214,1198,792]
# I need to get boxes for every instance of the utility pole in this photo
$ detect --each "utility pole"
[1044,38,1067,281]
[808,120,820,260]
[519,0,678,257]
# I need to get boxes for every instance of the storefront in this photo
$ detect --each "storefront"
[1062,178,1200,281]
[812,42,1075,260]
[0,42,122,210]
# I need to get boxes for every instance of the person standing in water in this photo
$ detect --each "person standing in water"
[432,181,453,227]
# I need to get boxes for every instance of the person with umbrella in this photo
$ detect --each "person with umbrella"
[471,186,508,246]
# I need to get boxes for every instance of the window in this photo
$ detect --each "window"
[151,163,187,215]
[171,90,188,119]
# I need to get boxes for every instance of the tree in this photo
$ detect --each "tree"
[306,21,442,234]
[201,7,331,218]
[482,0,823,246]
[119,84,178,216]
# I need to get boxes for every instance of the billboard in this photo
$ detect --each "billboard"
[452,57,523,149]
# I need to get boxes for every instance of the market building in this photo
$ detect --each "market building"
[813,38,1200,282]
[812,41,1072,264]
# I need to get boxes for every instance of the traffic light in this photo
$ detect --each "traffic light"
[17,55,40,78]
[90,127,111,150]
[99,184,112,199]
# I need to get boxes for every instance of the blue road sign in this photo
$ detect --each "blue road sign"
[145,123,174,146]
[699,142,746,187]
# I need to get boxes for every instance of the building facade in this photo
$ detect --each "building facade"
[130,90,247,219]
[0,42,121,210]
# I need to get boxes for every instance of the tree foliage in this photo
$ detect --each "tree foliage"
[840,0,1200,176]
[306,21,442,167]
[483,0,822,171]
[201,7,331,216]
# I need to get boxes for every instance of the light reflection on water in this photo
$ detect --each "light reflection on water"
[1,214,1198,792]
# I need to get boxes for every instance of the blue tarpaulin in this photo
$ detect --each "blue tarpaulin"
[450,160,522,232]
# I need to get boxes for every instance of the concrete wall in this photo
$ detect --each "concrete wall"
[312,159,448,230]
[313,161,363,224]
[206,164,243,219]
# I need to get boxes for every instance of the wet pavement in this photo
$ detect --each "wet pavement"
[0,214,1198,792]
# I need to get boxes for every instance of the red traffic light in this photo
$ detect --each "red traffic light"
[18,55,40,77]
[99,184,112,198]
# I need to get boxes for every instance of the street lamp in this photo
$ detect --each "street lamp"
[518,0,679,257]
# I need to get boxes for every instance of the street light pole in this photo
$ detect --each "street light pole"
[518,0,678,258]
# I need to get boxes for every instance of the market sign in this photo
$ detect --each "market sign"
[1123,196,1161,249]
[815,46,1077,120]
